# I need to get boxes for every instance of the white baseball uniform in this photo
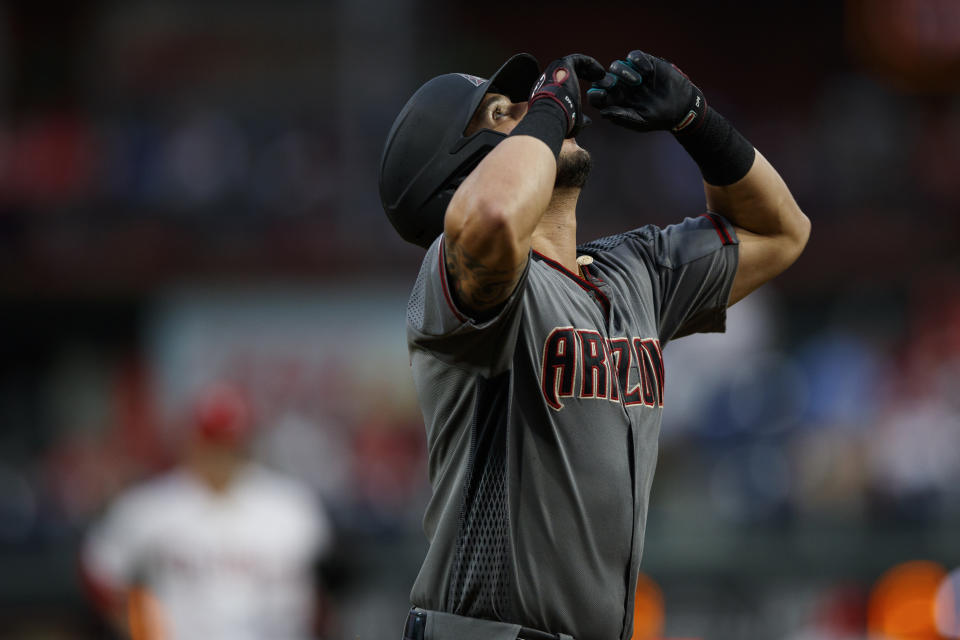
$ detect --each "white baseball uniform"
[83,464,331,640]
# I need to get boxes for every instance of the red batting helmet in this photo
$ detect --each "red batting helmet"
[193,383,252,445]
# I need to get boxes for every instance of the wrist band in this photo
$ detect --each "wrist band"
[674,107,756,186]
[510,99,567,160]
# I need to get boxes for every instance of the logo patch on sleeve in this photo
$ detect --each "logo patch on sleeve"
[456,74,486,87]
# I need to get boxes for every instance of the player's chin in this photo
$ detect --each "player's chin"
[555,145,592,189]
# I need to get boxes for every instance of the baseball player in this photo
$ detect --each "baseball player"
[81,383,332,640]
[379,50,809,640]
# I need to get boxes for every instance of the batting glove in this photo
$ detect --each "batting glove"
[587,50,706,134]
[530,54,606,138]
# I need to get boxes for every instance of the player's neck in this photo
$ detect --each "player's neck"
[185,444,244,494]
[531,187,580,273]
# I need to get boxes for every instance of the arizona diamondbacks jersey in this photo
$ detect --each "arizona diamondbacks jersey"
[407,213,739,640]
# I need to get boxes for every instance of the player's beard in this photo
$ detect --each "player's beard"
[555,146,592,189]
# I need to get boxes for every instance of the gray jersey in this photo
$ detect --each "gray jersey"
[406,213,739,640]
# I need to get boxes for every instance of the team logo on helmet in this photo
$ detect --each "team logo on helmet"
[456,73,485,87]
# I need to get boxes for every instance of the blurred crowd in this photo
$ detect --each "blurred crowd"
[1,0,959,638]
[659,283,960,528]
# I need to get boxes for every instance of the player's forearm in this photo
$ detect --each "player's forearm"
[444,59,597,282]
[444,134,557,268]
[673,102,809,252]
[703,149,810,245]
[676,103,809,301]
[441,57,602,313]
[441,135,557,313]
[705,148,810,304]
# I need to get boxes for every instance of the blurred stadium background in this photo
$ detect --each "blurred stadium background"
[1,0,959,638]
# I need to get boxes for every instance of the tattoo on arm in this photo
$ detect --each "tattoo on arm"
[444,238,527,313]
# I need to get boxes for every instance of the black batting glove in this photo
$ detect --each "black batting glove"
[587,50,706,134]
[529,54,605,138]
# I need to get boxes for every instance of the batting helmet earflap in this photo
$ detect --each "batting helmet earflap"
[379,53,541,248]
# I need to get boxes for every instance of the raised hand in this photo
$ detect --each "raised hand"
[530,54,606,138]
[587,50,705,134]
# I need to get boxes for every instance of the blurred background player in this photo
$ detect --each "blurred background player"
[80,383,333,640]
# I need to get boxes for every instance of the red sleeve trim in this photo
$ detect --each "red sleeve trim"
[438,239,467,323]
[700,213,734,245]
[532,250,610,318]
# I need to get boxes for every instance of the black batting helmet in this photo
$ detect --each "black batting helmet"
[379,53,540,248]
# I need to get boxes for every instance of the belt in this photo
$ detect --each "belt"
[404,608,565,640]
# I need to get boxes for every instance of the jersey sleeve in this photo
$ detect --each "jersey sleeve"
[82,493,147,589]
[581,213,739,344]
[406,235,530,375]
